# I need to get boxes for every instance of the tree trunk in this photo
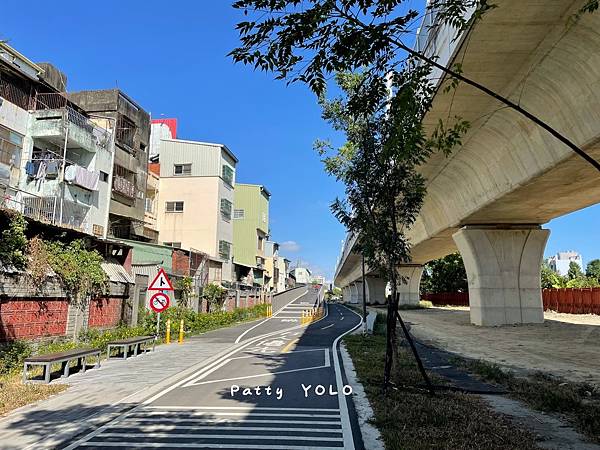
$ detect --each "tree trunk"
[384,261,398,389]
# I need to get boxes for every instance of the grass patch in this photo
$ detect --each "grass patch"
[344,333,538,450]
[454,357,600,443]
[0,372,67,416]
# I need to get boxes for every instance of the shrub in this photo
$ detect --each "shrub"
[0,341,32,375]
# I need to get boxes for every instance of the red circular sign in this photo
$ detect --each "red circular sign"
[150,292,170,313]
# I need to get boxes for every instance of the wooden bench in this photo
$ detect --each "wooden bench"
[23,348,101,384]
[106,336,154,359]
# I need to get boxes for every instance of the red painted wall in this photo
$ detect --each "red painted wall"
[172,250,190,277]
[0,298,68,341]
[88,298,123,328]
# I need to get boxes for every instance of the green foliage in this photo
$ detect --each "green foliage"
[0,212,28,269]
[78,326,149,351]
[174,276,195,310]
[420,253,468,294]
[203,283,227,311]
[586,259,600,281]
[541,263,564,289]
[44,240,107,305]
[230,0,484,97]
[568,261,584,280]
[142,303,269,336]
[0,341,32,375]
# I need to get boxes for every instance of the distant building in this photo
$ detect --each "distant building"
[547,251,584,276]
[149,118,177,159]
[291,267,312,285]
[157,138,238,284]
[311,275,326,285]
[233,183,270,287]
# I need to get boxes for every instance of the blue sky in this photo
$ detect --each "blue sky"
[2,1,599,279]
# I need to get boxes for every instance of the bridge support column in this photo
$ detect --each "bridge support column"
[365,277,387,305]
[453,226,549,326]
[349,283,359,304]
[342,286,352,303]
[397,265,423,306]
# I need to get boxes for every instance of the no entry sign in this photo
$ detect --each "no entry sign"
[150,292,170,313]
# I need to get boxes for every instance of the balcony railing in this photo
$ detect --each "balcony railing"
[0,184,89,233]
[112,175,136,199]
[33,93,112,150]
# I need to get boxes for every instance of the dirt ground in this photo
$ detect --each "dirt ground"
[398,307,600,385]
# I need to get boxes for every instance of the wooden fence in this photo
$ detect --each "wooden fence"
[422,288,600,315]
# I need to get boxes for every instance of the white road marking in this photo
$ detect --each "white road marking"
[119,425,342,433]
[121,418,342,425]
[234,290,309,344]
[80,443,344,449]
[332,305,363,450]
[123,412,340,418]
[321,323,334,330]
[97,433,343,442]
[145,406,339,411]
[63,303,332,450]
[189,363,331,386]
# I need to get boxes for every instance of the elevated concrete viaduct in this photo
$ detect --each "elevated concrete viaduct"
[334,0,600,325]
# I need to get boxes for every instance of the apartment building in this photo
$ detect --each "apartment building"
[233,183,270,287]
[290,267,312,284]
[157,138,238,284]
[1,43,115,237]
[68,89,150,241]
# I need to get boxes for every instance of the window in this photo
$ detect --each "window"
[100,171,109,182]
[219,240,231,260]
[0,124,23,167]
[258,235,264,251]
[163,242,182,248]
[233,209,245,219]
[220,198,232,220]
[145,197,154,213]
[174,163,192,176]
[165,201,184,212]
[222,164,234,185]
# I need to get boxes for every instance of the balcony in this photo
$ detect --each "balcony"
[112,175,136,199]
[30,93,112,154]
[1,184,89,233]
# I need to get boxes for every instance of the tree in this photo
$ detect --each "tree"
[567,261,584,280]
[230,0,600,171]
[586,259,600,281]
[0,212,28,270]
[540,263,565,289]
[203,283,227,312]
[420,253,468,294]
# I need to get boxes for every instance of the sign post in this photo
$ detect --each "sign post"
[148,269,174,348]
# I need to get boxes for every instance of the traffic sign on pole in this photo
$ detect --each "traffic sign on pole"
[148,268,174,291]
[150,292,170,313]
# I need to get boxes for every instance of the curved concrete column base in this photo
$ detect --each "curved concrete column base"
[342,286,352,303]
[365,277,387,305]
[453,226,549,326]
[397,265,423,306]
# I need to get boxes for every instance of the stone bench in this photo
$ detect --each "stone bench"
[106,336,154,359]
[23,348,101,384]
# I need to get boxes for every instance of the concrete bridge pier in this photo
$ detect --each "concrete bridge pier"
[397,265,424,306]
[342,286,352,304]
[365,277,387,305]
[453,226,550,326]
[349,282,363,304]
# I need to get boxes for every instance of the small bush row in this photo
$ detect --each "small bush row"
[0,303,269,376]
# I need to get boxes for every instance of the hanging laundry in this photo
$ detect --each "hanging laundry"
[46,160,59,178]
[35,161,47,180]
[25,161,36,177]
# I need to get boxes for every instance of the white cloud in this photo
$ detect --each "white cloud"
[280,240,301,252]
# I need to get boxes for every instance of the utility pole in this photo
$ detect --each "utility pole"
[362,254,367,334]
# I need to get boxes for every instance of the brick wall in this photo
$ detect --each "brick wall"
[88,298,123,329]
[172,250,190,277]
[0,298,68,341]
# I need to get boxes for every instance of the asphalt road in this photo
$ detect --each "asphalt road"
[62,286,364,449]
